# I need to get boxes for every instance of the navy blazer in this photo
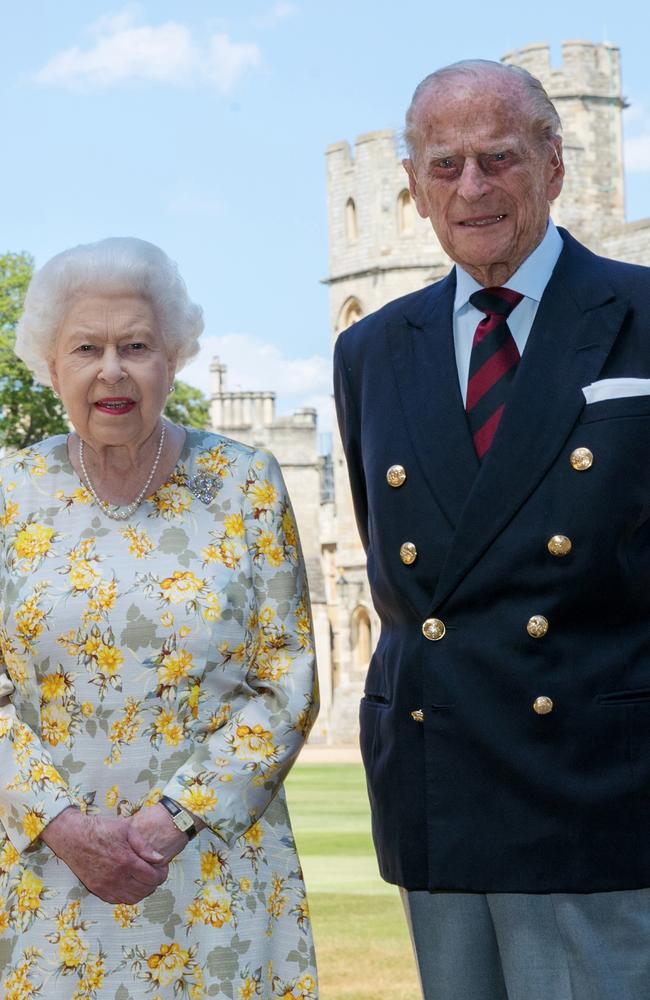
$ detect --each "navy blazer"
[334,229,650,892]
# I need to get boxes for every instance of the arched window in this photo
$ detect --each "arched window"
[398,189,415,233]
[345,197,358,241]
[337,297,363,332]
[352,606,372,668]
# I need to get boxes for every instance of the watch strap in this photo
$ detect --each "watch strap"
[159,795,198,840]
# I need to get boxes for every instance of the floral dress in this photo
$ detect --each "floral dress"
[0,429,319,1000]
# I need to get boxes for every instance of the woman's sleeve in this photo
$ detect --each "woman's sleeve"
[0,479,78,854]
[161,448,319,845]
[0,645,78,855]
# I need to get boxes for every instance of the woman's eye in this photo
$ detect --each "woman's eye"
[126,343,147,351]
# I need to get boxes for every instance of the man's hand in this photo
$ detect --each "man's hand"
[41,807,169,904]
[127,803,193,865]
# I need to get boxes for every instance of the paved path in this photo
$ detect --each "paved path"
[297,743,362,764]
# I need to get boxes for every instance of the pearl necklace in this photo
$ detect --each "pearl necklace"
[78,423,166,521]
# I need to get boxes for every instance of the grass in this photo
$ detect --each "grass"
[285,763,420,999]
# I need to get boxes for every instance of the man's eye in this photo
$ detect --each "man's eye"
[437,159,456,169]
[76,344,95,352]
[491,152,508,162]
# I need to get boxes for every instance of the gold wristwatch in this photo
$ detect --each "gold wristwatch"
[159,795,198,840]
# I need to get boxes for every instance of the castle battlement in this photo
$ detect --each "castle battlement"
[503,41,622,101]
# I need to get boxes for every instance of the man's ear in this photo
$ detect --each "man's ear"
[402,158,428,219]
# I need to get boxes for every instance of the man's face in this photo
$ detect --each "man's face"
[403,76,564,285]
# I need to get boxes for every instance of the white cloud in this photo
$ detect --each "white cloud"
[34,8,260,93]
[252,2,298,28]
[179,333,333,433]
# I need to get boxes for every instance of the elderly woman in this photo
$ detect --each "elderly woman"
[0,238,319,999]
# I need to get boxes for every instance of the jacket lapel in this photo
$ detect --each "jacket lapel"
[387,271,479,529]
[432,230,630,608]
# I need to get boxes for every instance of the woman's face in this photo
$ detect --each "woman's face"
[48,293,176,451]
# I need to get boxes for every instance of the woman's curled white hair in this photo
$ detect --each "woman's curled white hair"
[15,237,204,386]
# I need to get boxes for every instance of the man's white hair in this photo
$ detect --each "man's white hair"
[15,237,204,386]
[404,59,562,162]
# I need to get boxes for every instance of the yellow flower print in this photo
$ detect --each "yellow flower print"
[160,610,174,628]
[259,607,276,626]
[244,823,263,849]
[120,525,154,558]
[250,480,277,511]
[0,840,20,874]
[151,484,192,517]
[40,672,67,702]
[281,508,298,549]
[105,785,120,808]
[41,703,72,746]
[75,950,106,994]
[180,782,217,817]
[266,874,287,923]
[16,870,44,915]
[81,702,93,717]
[201,544,219,563]
[157,648,193,688]
[22,809,46,841]
[96,644,123,677]
[0,896,9,936]
[146,942,192,988]
[30,454,47,477]
[144,787,162,807]
[3,951,40,1000]
[254,530,283,567]
[0,498,19,528]
[179,625,190,638]
[160,571,205,604]
[14,524,54,572]
[152,708,184,747]
[200,886,233,928]
[202,593,221,622]
[59,925,88,968]
[230,724,277,762]
[14,586,48,650]
[200,849,223,882]
[253,649,291,683]
[72,486,93,504]
[239,877,251,893]
[3,646,28,687]
[197,445,233,479]
[106,698,142,765]
[83,636,101,657]
[69,559,100,592]
[113,903,140,928]
[187,683,201,720]
[83,579,118,624]
[224,513,245,538]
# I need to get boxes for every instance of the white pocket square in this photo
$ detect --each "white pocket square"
[582,378,650,404]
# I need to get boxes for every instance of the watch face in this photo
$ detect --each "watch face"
[173,811,194,833]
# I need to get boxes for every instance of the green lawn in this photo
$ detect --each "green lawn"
[285,763,420,1000]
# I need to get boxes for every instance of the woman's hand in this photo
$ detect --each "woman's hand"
[127,803,194,864]
[41,807,169,904]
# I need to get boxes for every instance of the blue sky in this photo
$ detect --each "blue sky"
[2,1,650,435]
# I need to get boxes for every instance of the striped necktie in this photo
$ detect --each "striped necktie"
[466,286,523,459]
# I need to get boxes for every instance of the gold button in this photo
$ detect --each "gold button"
[411,709,424,723]
[400,542,417,565]
[527,615,549,638]
[547,535,572,557]
[533,696,554,715]
[570,447,593,471]
[387,464,406,488]
[422,618,446,641]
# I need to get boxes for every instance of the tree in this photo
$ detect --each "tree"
[164,379,210,429]
[0,251,68,450]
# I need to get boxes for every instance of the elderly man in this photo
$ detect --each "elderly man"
[334,59,650,1000]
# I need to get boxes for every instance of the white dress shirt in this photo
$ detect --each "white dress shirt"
[453,220,564,404]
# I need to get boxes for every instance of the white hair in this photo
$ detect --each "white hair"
[404,59,562,162]
[15,237,204,386]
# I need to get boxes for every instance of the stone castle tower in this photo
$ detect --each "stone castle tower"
[210,41,650,742]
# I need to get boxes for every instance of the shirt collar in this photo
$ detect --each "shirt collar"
[453,219,564,313]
